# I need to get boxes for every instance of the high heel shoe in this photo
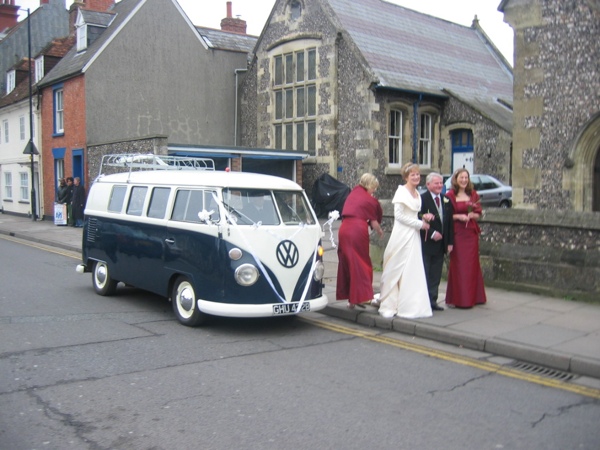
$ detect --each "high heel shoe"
[371,294,381,308]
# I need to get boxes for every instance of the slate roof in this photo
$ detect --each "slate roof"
[80,9,116,27]
[196,26,258,53]
[0,36,74,108]
[327,0,513,130]
[38,0,137,88]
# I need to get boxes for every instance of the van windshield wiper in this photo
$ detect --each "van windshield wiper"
[221,201,253,225]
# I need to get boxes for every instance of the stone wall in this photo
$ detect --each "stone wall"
[86,135,169,181]
[502,0,600,211]
[372,202,600,302]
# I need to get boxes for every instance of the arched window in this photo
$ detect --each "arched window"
[290,1,302,20]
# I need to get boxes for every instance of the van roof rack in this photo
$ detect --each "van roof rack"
[98,153,215,178]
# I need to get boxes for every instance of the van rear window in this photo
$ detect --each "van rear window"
[127,186,147,216]
[147,187,171,219]
[108,186,127,212]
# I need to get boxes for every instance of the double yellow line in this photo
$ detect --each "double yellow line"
[3,234,599,399]
[303,317,600,400]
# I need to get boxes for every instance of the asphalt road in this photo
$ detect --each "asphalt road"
[1,236,599,450]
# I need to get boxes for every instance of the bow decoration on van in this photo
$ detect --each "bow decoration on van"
[197,209,216,223]
[323,210,340,249]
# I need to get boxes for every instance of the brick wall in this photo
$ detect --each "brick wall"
[41,75,86,218]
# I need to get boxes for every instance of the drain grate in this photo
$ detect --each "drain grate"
[507,361,576,382]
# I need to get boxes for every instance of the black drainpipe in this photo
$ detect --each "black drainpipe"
[412,94,422,163]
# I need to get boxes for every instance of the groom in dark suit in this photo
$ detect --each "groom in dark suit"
[420,173,454,311]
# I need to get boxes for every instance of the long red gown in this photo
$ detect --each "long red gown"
[336,185,383,305]
[445,190,487,308]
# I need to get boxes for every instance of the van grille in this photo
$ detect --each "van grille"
[86,218,98,243]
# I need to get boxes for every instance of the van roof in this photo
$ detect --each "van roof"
[94,170,303,191]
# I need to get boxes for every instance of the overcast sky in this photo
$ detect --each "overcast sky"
[17,0,513,63]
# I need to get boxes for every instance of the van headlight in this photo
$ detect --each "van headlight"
[313,261,325,281]
[235,264,259,286]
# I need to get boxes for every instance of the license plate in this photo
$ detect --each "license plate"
[273,302,310,315]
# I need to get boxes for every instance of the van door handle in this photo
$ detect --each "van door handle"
[165,238,175,244]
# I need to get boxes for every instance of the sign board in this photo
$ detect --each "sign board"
[54,203,67,225]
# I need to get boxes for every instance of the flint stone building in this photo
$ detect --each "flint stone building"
[480,0,600,300]
[240,0,513,200]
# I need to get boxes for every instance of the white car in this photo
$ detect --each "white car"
[444,174,512,208]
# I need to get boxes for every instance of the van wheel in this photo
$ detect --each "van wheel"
[172,276,205,326]
[92,261,118,296]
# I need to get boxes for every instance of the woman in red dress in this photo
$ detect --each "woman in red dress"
[336,173,384,309]
[445,169,487,308]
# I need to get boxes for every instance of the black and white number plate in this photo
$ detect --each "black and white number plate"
[273,302,310,315]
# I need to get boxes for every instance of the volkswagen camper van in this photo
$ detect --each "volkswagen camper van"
[76,154,328,326]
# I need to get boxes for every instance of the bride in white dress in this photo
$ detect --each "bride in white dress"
[377,163,433,319]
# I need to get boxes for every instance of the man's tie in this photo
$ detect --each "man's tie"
[435,196,440,208]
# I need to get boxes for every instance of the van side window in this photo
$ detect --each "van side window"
[147,187,171,219]
[127,186,148,216]
[108,185,127,212]
[172,189,220,223]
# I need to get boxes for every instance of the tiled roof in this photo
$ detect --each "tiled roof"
[196,26,258,53]
[0,62,33,109]
[38,35,75,58]
[327,0,513,128]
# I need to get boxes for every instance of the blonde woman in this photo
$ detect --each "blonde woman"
[377,163,433,319]
[336,173,384,309]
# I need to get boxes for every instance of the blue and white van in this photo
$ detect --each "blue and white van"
[76,154,328,326]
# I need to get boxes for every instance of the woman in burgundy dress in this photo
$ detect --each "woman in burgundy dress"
[445,169,487,308]
[336,173,384,309]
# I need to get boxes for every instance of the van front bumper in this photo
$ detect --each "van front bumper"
[197,295,328,318]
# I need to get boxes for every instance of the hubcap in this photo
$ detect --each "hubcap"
[96,265,107,285]
[179,286,194,312]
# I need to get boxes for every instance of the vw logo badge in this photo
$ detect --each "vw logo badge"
[276,240,299,268]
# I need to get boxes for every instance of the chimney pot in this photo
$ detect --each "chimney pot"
[227,1,232,18]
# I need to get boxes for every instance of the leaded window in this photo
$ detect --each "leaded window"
[273,48,317,155]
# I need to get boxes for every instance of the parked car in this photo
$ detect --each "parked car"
[418,174,512,208]
[444,174,512,208]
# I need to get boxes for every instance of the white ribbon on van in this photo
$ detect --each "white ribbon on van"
[214,192,320,311]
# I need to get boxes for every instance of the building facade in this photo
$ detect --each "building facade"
[500,0,600,212]
[241,0,513,198]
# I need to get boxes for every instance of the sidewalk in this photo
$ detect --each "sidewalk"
[1,212,599,379]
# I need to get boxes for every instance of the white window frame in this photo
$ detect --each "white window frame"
[35,56,44,83]
[76,24,87,51]
[55,88,64,134]
[20,172,29,201]
[4,172,13,199]
[2,119,8,143]
[6,70,15,94]
[19,115,26,141]
[388,109,403,166]
[419,113,432,168]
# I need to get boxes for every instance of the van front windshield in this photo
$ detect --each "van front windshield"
[223,189,315,226]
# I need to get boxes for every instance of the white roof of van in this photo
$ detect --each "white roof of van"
[94,170,303,190]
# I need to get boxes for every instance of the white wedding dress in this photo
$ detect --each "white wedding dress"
[378,185,432,319]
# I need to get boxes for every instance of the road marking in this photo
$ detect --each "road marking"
[302,316,600,400]
[0,234,79,259]
[3,234,599,399]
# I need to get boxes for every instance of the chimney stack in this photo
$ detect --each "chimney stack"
[0,0,19,33]
[220,1,246,35]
